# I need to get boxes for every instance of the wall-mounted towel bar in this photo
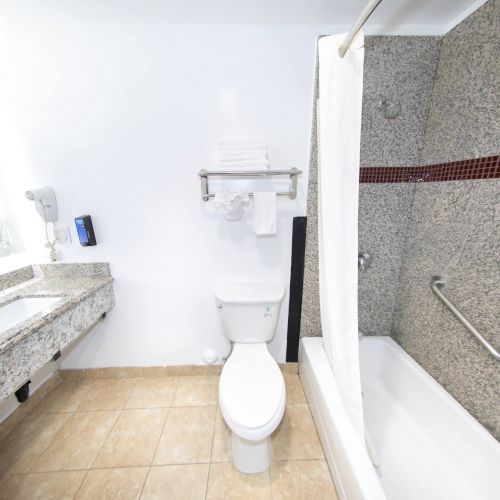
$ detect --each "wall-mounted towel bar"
[198,168,302,202]
[430,276,499,362]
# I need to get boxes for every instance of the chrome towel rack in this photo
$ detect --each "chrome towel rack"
[198,168,302,202]
[430,276,499,362]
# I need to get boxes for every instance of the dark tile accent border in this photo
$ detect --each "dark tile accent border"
[286,217,307,362]
[360,155,500,183]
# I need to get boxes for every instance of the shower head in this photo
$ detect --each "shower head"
[378,98,402,119]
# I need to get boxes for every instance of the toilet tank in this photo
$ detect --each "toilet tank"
[215,283,285,343]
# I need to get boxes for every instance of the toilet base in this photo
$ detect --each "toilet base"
[231,432,270,474]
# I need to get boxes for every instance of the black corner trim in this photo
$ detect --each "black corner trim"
[286,216,307,362]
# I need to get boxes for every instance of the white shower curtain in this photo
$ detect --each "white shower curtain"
[317,32,365,442]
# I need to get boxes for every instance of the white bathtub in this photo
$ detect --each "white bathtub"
[299,336,500,500]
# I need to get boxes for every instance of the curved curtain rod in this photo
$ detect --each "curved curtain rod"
[339,0,383,58]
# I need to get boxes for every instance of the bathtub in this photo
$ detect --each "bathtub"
[299,336,500,500]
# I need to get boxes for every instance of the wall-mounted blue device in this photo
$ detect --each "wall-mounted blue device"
[75,215,97,246]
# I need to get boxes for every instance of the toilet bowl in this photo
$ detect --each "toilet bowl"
[219,343,286,472]
[215,283,286,474]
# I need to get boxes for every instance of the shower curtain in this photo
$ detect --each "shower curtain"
[317,32,365,442]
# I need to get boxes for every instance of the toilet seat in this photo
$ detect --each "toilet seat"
[219,343,286,441]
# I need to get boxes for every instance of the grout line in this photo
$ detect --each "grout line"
[205,462,213,500]
[208,405,218,463]
[23,465,156,472]
[203,406,219,499]
[167,376,181,408]
[149,407,171,469]
[88,408,123,470]
[138,400,174,499]
[28,411,77,474]
[138,466,151,499]
[72,468,90,499]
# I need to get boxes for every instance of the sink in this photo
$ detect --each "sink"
[0,297,62,332]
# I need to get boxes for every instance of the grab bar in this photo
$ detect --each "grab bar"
[430,276,500,362]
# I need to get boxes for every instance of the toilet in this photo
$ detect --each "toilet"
[215,283,286,474]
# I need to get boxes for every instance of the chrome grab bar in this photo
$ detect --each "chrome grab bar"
[198,168,302,202]
[430,276,500,362]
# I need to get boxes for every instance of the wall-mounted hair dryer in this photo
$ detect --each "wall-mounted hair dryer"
[25,187,58,222]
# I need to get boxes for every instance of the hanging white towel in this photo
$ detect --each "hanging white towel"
[213,190,249,221]
[253,192,276,236]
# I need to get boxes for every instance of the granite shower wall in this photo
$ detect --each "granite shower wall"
[301,0,499,438]
[301,36,441,338]
[392,0,500,439]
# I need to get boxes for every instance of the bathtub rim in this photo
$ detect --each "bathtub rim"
[299,336,387,500]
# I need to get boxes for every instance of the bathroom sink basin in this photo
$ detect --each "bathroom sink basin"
[0,297,62,332]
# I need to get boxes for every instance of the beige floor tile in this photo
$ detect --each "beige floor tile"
[0,412,71,477]
[172,375,218,407]
[33,411,119,472]
[76,378,136,411]
[206,462,272,500]
[93,408,168,468]
[270,460,338,500]
[125,377,178,409]
[154,406,215,465]
[142,464,209,500]
[10,470,86,500]
[284,374,307,405]
[271,405,324,461]
[0,474,25,500]
[35,380,96,414]
[211,408,232,463]
[75,467,148,500]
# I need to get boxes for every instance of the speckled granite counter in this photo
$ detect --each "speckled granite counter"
[0,263,115,402]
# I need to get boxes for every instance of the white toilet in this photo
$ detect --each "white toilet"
[215,283,286,474]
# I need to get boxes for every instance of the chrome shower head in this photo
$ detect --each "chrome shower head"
[378,98,402,119]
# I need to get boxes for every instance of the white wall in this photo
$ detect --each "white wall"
[0,22,321,366]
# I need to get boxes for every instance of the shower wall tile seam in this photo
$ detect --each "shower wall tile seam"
[359,155,500,183]
[387,183,418,338]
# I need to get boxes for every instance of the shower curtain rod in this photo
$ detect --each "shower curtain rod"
[339,0,383,57]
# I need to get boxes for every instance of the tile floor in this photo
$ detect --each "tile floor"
[0,373,338,499]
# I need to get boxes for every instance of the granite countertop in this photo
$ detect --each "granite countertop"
[0,264,114,354]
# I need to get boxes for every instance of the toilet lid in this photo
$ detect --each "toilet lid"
[219,344,285,430]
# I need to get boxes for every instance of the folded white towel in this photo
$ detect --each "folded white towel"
[253,192,277,236]
[217,140,270,171]
[219,159,270,169]
[219,152,268,162]
[218,141,267,151]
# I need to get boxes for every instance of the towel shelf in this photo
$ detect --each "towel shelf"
[198,168,302,202]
